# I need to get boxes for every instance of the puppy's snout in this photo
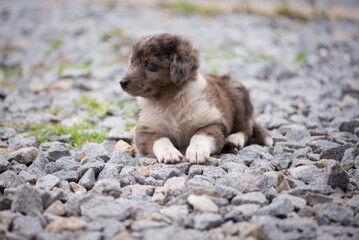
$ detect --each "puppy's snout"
[120,79,129,88]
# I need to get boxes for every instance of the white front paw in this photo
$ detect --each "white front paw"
[156,147,183,164]
[186,144,210,164]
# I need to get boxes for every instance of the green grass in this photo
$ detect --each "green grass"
[45,38,64,56]
[295,51,308,63]
[25,122,108,148]
[58,62,91,75]
[0,67,21,90]
[162,1,219,16]
[75,94,111,118]
[276,0,308,21]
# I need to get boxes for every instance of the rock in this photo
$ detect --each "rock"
[255,198,294,217]
[98,163,121,180]
[304,192,333,205]
[216,172,260,192]
[29,152,49,170]
[326,161,349,190]
[0,127,16,140]
[273,194,307,211]
[77,161,104,177]
[240,223,267,240]
[232,191,268,206]
[317,203,354,226]
[0,158,9,173]
[131,220,167,231]
[133,165,154,177]
[56,157,80,171]
[19,170,37,184]
[308,140,340,153]
[275,173,290,192]
[342,148,359,163]
[127,185,153,197]
[45,218,87,233]
[164,176,187,196]
[0,170,25,190]
[81,202,131,221]
[107,128,134,143]
[52,170,78,182]
[237,149,261,166]
[143,227,196,240]
[0,197,12,211]
[11,184,43,219]
[231,204,261,216]
[0,210,16,232]
[45,200,66,216]
[339,119,359,134]
[150,165,181,181]
[12,215,43,235]
[79,168,96,190]
[78,143,107,161]
[160,205,189,225]
[270,154,292,171]
[90,179,121,198]
[108,151,136,166]
[36,174,60,190]
[113,140,135,157]
[70,182,87,195]
[187,195,219,213]
[10,163,26,174]
[44,162,62,174]
[289,165,325,184]
[191,212,222,230]
[42,143,71,162]
[8,136,38,150]
[277,217,318,232]
[320,144,353,161]
[7,147,38,165]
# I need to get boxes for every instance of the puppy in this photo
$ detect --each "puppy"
[120,33,272,164]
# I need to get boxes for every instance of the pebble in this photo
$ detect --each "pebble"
[45,200,66,216]
[44,218,87,233]
[113,140,135,157]
[187,195,219,213]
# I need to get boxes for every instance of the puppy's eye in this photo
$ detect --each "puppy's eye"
[146,62,153,69]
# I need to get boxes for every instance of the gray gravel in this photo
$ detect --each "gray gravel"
[1,0,359,239]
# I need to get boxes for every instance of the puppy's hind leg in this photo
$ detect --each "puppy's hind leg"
[224,131,249,152]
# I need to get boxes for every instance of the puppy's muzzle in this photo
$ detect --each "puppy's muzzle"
[120,79,129,89]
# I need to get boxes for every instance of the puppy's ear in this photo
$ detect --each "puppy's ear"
[170,38,199,85]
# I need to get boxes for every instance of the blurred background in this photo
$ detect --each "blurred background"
[0,0,358,148]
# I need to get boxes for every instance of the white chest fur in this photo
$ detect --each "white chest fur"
[137,74,222,148]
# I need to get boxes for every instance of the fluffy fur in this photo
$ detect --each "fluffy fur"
[120,33,272,163]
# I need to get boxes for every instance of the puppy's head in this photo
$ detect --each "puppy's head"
[120,33,199,98]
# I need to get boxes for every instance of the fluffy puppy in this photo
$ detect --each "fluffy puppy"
[120,33,272,164]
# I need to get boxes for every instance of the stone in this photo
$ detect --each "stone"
[320,144,353,161]
[0,197,11,211]
[29,152,49,170]
[45,218,87,233]
[277,217,318,232]
[52,170,78,182]
[231,204,261,216]
[127,184,153,197]
[0,127,16,140]
[0,210,16,232]
[0,158,9,173]
[45,200,66,216]
[342,147,359,163]
[108,151,136,165]
[150,165,181,181]
[43,143,71,162]
[81,202,131,221]
[8,136,38,150]
[107,128,134,143]
[70,182,87,195]
[191,212,222,230]
[160,205,189,224]
[304,192,333,205]
[308,140,340,153]
[326,161,349,189]
[56,157,80,171]
[255,198,294,217]
[240,223,267,240]
[273,194,306,211]
[216,172,260,192]
[339,119,359,134]
[187,195,219,213]
[289,165,325,184]
[143,227,196,240]
[232,192,268,206]
[0,170,25,190]
[317,203,354,226]
[113,140,135,157]
[98,163,121,180]
[12,215,43,235]
[90,179,121,198]
[164,176,188,196]
[77,160,105,177]
[78,143,107,161]
[7,147,38,165]
[11,184,44,219]
[79,168,96,190]
[44,162,62,174]
[36,174,60,190]
[10,163,26,174]
[131,220,167,231]
[237,149,261,166]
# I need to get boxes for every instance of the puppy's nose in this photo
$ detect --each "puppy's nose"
[120,79,129,88]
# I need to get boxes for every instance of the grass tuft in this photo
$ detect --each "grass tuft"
[295,51,308,63]
[162,1,219,16]
[75,94,112,118]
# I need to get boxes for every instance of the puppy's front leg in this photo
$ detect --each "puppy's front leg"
[186,124,226,164]
[135,126,183,163]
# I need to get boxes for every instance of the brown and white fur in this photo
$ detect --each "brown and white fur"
[120,33,272,164]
